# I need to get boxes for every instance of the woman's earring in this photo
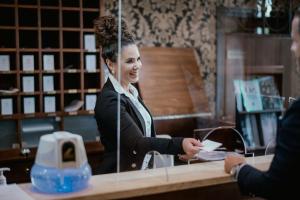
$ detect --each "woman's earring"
[111,70,115,75]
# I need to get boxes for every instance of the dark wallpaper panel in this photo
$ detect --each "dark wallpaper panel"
[104,0,253,113]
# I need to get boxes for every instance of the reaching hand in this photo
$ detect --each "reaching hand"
[180,138,202,160]
[224,154,246,173]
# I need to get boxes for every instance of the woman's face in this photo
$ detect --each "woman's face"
[109,44,142,89]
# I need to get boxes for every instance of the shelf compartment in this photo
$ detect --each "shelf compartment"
[43,94,60,113]
[42,31,60,48]
[19,30,38,48]
[21,95,39,114]
[0,0,14,5]
[0,120,18,150]
[21,74,39,92]
[41,9,59,27]
[62,0,80,8]
[63,52,80,70]
[42,74,60,92]
[40,0,59,6]
[0,52,16,71]
[63,31,80,48]
[0,30,16,48]
[42,52,60,70]
[84,73,100,89]
[63,115,99,141]
[0,7,15,26]
[0,74,17,91]
[84,53,99,71]
[63,11,80,28]
[64,73,81,90]
[18,0,37,5]
[83,11,99,28]
[63,93,82,112]
[82,0,99,8]
[84,93,97,111]
[18,8,38,27]
[20,52,39,71]
[0,96,17,115]
[21,117,60,148]
[83,32,96,51]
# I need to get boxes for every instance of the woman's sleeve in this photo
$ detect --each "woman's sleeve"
[99,91,184,157]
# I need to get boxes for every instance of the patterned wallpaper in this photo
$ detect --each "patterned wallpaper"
[104,0,253,114]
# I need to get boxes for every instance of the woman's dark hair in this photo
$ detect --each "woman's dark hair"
[94,16,135,63]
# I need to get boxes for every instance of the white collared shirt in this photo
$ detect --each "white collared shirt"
[108,74,152,137]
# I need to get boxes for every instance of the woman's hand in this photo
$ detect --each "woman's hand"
[224,154,246,173]
[179,138,202,160]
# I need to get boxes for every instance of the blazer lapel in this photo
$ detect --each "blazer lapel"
[138,97,155,137]
[106,78,147,136]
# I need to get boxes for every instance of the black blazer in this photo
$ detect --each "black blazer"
[94,79,184,174]
[238,98,300,199]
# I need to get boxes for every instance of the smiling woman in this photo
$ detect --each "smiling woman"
[106,44,142,92]
[93,16,202,174]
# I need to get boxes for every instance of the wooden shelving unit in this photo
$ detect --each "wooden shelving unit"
[0,0,105,184]
[0,0,103,149]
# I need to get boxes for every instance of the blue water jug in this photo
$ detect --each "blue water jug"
[30,131,92,193]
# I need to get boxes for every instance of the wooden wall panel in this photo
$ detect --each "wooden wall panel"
[139,47,209,117]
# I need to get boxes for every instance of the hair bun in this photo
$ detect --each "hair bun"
[94,16,134,48]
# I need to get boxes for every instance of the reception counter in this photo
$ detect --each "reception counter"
[19,155,273,200]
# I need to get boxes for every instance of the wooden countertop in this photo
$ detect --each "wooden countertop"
[19,155,273,200]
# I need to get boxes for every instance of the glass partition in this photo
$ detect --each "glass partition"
[215,1,298,159]
[112,0,208,175]
[94,0,298,176]
[0,0,296,185]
